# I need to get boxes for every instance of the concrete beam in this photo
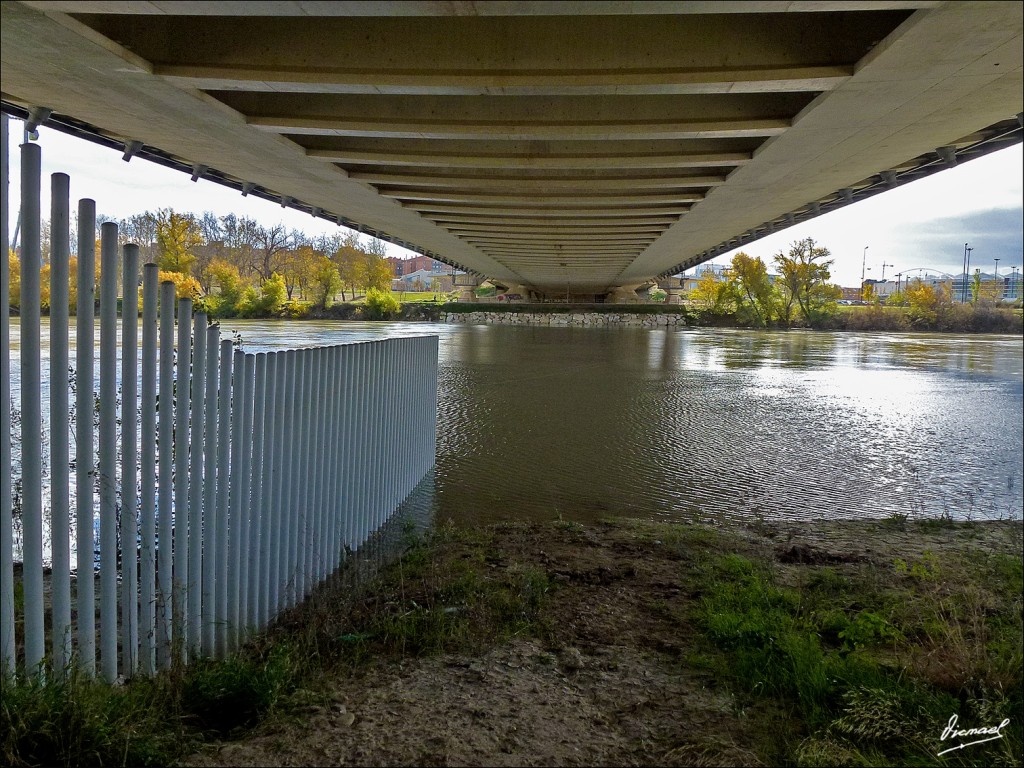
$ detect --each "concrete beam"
[350,173,726,189]
[443,224,669,234]
[26,2,940,16]
[255,116,790,141]
[159,65,851,97]
[409,206,690,217]
[383,191,703,205]
[429,217,681,227]
[308,147,753,168]
[461,234,658,243]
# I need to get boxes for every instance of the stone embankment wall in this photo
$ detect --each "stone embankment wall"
[441,311,691,328]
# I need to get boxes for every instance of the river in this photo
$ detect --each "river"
[8,320,1024,534]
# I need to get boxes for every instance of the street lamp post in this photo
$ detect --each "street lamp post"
[861,246,869,298]
[895,272,903,298]
[994,258,1001,302]
[881,261,893,281]
[963,244,973,303]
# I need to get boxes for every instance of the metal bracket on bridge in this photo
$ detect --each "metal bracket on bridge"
[122,140,143,162]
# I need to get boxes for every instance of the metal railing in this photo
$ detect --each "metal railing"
[1,116,439,681]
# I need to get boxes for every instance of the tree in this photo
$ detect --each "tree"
[279,244,320,300]
[308,255,342,308]
[206,259,244,315]
[773,238,840,325]
[362,250,394,293]
[333,235,366,300]
[237,273,287,317]
[729,252,775,326]
[689,269,732,315]
[158,269,202,300]
[252,222,291,281]
[220,214,260,277]
[8,250,20,309]
[155,209,202,275]
[904,279,941,326]
[120,211,159,262]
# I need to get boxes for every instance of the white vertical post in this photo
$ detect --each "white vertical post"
[239,353,256,633]
[369,342,384,537]
[19,142,45,675]
[0,113,12,678]
[215,339,232,658]
[187,312,207,657]
[270,351,287,619]
[50,172,72,675]
[429,336,438,474]
[351,343,367,551]
[308,348,323,589]
[248,353,267,629]
[321,347,333,583]
[120,244,140,676]
[295,348,308,598]
[157,280,176,671]
[285,350,298,606]
[227,348,245,650]
[201,325,220,656]
[98,222,119,683]
[257,352,276,628]
[76,199,97,677]
[301,348,319,595]
[139,263,158,676]
[328,346,343,575]
[341,343,357,555]
[173,298,192,662]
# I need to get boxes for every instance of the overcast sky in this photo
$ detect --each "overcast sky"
[5,118,1022,288]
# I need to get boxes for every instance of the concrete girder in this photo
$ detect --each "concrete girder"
[159,68,851,97]
[24,3,942,16]
[350,173,727,190]
[429,217,682,227]
[463,235,658,244]
[408,206,691,217]
[381,192,704,206]
[307,148,754,169]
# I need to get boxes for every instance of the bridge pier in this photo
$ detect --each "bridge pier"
[454,273,483,302]
[607,284,645,304]
[658,278,684,305]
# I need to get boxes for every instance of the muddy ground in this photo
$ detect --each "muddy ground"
[181,518,1023,767]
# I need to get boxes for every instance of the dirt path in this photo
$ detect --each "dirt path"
[181,518,1022,767]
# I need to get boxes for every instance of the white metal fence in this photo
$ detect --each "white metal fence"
[1,116,439,681]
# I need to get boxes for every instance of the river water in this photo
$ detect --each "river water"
[8,320,1024,535]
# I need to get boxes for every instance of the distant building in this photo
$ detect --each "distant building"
[392,269,453,292]
[948,272,1016,303]
[386,255,455,277]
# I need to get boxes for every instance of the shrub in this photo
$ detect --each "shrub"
[363,287,400,319]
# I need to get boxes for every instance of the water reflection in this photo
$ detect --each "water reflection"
[10,320,1024,532]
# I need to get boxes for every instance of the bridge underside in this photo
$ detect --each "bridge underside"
[1,1,1021,298]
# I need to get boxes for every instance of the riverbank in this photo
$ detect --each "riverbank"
[382,302,1022,333]
[6,516,1020,767]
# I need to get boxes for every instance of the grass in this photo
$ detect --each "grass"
[3,517,1021,767]
[690,538,1023,766]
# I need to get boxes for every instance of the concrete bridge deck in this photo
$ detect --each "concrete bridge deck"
[1,1,1021,298]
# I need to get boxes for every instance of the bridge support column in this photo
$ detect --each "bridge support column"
[608,284,644,304]
[454,273,484,302]
[658,278,683,304]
